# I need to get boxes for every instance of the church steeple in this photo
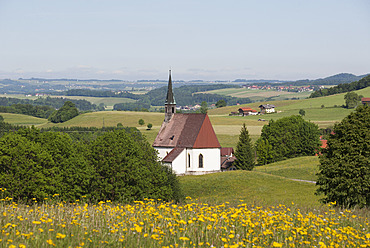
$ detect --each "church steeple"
[164,70,176,122]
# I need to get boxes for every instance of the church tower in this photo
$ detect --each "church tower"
[164,70,176,122]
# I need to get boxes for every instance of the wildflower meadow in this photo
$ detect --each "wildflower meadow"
[0,192,369,248]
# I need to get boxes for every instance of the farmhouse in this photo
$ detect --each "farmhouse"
[153,71,221,175]
[238,107,258,116]
[259,104,276,114]
[361,97,370,106]
[220,147,236,171]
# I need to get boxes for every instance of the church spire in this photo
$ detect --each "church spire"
[165,70,176,105]
[164,70,176,122]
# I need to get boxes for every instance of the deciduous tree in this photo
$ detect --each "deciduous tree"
[48,101,79,123]
[256,115,320,163]
[344,92,363,109]
[200,101,208,114]
[216,99,227,108]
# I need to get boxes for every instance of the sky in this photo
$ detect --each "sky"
[0,0,369,81]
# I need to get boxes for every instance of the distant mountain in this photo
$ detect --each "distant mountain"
[289,73,369,86]
[233,73,369,86]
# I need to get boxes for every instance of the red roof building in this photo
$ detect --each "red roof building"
[153,71,221,175]
[361,97,370,106]
[238,107,258,116]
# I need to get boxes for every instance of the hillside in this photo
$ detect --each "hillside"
[291,73,367,86]
[180,156,320,207]
[208,86,370,126]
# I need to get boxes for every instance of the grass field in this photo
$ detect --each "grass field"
[254,156,320,182]
[208,87,370,128]
[200,88,312,101]
[180,170,320,207]
[0,113,48,126]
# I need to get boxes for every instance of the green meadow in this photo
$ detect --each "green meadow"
[200,87,312,101]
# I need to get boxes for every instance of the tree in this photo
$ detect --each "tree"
[256,115,320,163]
[234,123,255,170]
[138,119,145,126]
[344,92,362,109]
[48,101,79,123]
[216,99,227,108]
[316,105,370,207]
[147,123,153,130]
[255,138,274,165]
[200,101,208,114]
[117,123,123,128]
[299,109,305,116]
[87,130,182,202]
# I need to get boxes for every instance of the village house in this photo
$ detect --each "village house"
[361,97,370,106]
[238,107,258,116]
[259,104,276,114]
[153,71,221,175]
[220,147,236,171]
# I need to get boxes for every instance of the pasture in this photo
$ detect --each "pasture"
[0,113,47,126]
[209,87,370,128]
[199,87,312,101]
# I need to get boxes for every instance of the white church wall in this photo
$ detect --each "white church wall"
[186,148,220,173]
[170,149,187,174]
[155,147,173,160]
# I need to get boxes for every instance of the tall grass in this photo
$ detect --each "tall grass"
[0,196,368,248]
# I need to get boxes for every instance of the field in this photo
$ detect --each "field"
[209,87,370,128]
[0,113,48,126]
[200,88,312,101]
[1,157,369,247]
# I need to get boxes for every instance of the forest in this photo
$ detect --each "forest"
[0,96,103,118]
[309,74,370,98]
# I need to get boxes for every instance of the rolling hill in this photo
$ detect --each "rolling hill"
[180,156,321,207]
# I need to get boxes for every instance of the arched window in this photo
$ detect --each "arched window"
[199,154,203,168]
[188,154,191,168]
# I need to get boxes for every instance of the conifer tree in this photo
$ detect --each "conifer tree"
[234,123,255,170]
[316,105,370,207]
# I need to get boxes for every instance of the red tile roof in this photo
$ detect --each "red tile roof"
[163,148,185,163]
[153,113,221,149]
[361,97,370,102]
[221,156,235,169]
[321,139,328,149]
[239,107,253,111]
[221,147,234,156]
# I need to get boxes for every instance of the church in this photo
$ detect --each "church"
[153,71,221,175]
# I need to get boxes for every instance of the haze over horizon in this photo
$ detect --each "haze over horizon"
[0,0,369,81]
